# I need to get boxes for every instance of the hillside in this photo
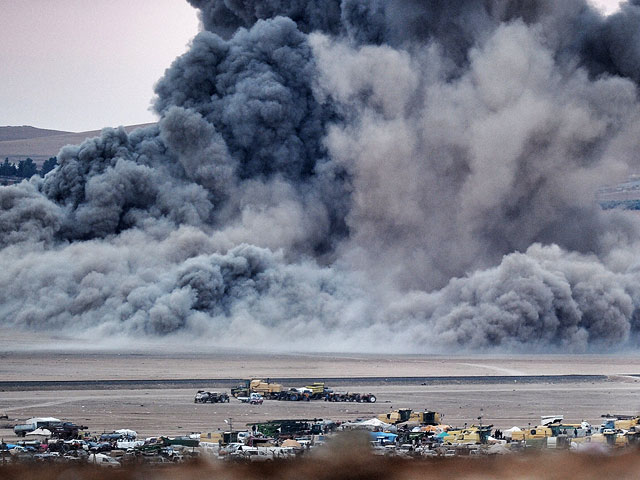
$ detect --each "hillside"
[0,123,155,165]
[0,126,71,142]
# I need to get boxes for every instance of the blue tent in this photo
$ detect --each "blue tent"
[370,432,398,444]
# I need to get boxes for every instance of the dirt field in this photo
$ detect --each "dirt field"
[2,346,640,442]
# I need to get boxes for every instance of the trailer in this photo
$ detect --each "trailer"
[325,392,377,403]
[249,419,324,439]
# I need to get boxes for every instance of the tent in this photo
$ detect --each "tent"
[503,427,521,439]
[26,428,51,437]
[359,418,393,429]
[340,419,396,432]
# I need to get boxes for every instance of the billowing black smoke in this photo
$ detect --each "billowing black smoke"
[4,0,640,352]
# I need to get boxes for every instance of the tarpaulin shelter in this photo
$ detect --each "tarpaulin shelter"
[370,432,398,444]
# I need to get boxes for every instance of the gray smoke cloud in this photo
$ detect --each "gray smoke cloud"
[3,0,640,352]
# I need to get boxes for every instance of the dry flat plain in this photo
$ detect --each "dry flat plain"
[1,333,640,442]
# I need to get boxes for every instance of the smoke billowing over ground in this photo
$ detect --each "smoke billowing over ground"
[5,0,640,352]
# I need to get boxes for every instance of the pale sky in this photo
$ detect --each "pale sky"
[0,0,199,132]
[0,0,625,132]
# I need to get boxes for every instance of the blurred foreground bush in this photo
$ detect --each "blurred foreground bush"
[2,450,640,480]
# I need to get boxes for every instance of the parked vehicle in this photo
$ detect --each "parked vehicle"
[88,453,120,467]
[194,390,230,403]
[13,417,62,437]
[238,393,264,404]
[325,392,377,403]
[50,422,87,440]
[231,379,283,398]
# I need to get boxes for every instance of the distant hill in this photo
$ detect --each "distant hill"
[0,123,155,166]
[0,126,71,142]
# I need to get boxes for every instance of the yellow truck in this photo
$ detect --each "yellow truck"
[378,409,413,425]
[231,379,283,398]
[440,425,493,445]
[410,411,442,426]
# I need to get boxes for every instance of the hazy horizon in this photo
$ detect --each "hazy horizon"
[0,0,198,132]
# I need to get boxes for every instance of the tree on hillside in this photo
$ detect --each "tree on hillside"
[41,157,58,176]
[0,158,17,177]
[17,158,38,178]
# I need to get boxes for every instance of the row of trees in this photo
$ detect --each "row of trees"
[1,157,58,178]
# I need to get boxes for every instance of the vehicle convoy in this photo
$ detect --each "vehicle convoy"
[231,379,337,401]
[194,390,230,403]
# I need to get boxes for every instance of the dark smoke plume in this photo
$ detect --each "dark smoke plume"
[4,0,640,352]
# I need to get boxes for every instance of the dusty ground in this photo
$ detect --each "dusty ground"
[3,350,640,381]
[2,345,640,442]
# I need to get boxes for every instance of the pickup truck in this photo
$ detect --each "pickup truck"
[238,393,264,404]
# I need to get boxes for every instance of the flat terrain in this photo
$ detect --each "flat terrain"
[1,346,640,442]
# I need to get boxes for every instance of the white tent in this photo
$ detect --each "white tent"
[115,429,137,438]
[26,428,51,437]
[338,418,397,433]
[358,418,393,429]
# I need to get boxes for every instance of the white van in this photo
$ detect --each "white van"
[88,453,120,467]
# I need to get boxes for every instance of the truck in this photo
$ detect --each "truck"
[238,393,264,404]
[50,422,87,440]
[377,409,413,425]
[231,379,283,398]
[232,379,338,401]
[194,390,230,403]
[440,424,494,445]
[410,411,442,425]
[301,382,333,399]
[13,417,62,437]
